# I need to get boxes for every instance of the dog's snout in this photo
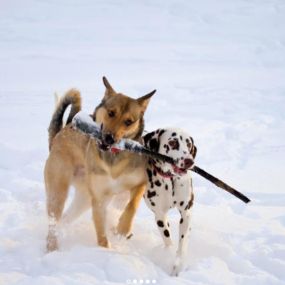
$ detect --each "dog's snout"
[184,158,194,169]
[104,133,115,145]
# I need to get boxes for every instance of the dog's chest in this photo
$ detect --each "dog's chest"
[90,168,145,196]
[145,166,192,209]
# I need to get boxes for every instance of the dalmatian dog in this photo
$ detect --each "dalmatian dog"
[142,128,197,276]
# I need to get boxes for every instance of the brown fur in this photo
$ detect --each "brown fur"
[44,77,155,251]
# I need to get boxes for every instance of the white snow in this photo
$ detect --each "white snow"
[0,0,285,284]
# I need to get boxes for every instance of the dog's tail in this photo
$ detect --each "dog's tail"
[48,89,81,150]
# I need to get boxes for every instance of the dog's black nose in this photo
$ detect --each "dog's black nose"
[184,158,194,169]
[104,133,115,145]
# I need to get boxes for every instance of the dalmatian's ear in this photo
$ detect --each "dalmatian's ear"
[187,136,197,159]
[143,130,161,152]
[191,144,197,159]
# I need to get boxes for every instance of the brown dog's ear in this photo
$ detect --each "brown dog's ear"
[103,76,116,98]
[137,89,156,112]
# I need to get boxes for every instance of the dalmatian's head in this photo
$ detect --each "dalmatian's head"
[143,128,197,176]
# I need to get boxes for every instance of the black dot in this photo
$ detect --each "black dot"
[180,218,183,224]
[180,201,184,206]
[158,129,165,137]
[157,220,164,227]
[172,132,177,137]
[151,201,155,207]
[147,169,152,181]
[181,235,184,239]
[164,229,170,237]
[154,180,162,187]
[147,190,156,198]
[165,184,168,190]
[149,138,159,152]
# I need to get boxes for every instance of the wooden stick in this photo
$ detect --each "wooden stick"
[192,166,250,203]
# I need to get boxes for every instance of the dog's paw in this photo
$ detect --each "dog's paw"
[171,257,183,276]
[171,264,182,277]
[112,225,133,240]
[97,236,110,248]
[116,220,132,237]
[46,235,58,253]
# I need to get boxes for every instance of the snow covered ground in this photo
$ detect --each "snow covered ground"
[0,0,285,284]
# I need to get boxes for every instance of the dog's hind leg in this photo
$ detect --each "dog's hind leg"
[172,194,194,276]
[155,211,173,247]
[61,188,91,225]
[45,176,69,252]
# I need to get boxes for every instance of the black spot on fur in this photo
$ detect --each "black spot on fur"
[174,201,177,204]
[147,190,156,199]
[147,169,152,181]
[180,218,183,224]
[149,138,159,152]
[185,194,194,210]
[172,132,177,137]
[154,180,162,187]
[157,220,164,227]
[158,129,165,137]
[171,178,175,189]
[151,201,155,207]
[181,234,184,239]
[180,201,184,206]
[165,184,168,190]
[143,131,155,145]
[166,145,170,153]
[164,229,170,237]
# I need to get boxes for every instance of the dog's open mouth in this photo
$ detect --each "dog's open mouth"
[172,165,188,176]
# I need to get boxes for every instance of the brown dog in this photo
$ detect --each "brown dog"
[44,77,155,251]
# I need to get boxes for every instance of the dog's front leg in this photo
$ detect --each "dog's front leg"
[154,211,173,247]
[117,182,146,237]
[92,196,111,248]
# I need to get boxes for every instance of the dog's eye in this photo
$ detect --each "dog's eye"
[108,110,115,118]
[169,139,179,150]
[125,119,133,126]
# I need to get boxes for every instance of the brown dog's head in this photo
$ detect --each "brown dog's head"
[94,76,155,150]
